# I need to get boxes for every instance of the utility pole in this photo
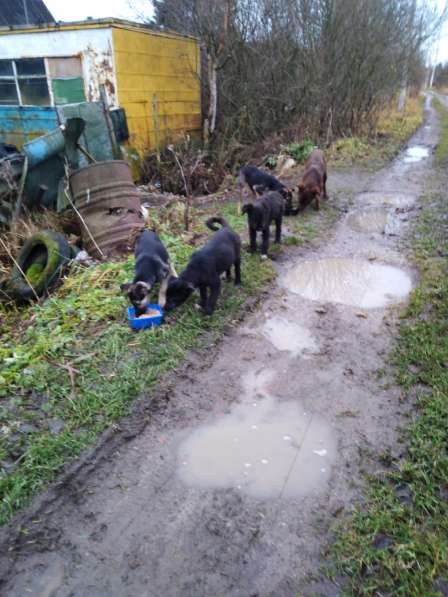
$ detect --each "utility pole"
[429,1,446,88]
[22,0,29,25]
[429,35,441,88]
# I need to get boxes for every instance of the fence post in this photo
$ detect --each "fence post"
[152,94,160,164]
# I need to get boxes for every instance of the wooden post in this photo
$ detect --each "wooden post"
[152,94,160,165]
[99,84,120,159]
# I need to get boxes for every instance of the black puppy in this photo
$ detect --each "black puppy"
[165,217,241,316]
[242,191,283,259]
[238,165,293,214]
[120,229,177,315]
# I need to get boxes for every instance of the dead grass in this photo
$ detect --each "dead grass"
[0,211,80,280]
[327,96,424,168]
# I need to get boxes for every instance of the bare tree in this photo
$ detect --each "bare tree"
[151,0,446,151]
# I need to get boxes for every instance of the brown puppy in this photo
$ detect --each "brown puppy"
[297,149,327,211]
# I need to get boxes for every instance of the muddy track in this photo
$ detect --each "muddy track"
[0,99,441,597]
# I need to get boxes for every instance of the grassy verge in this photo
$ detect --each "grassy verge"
[433,95,448,165]
[329,103,448,596]
[0,198,338,525]
[327,96,424,169]
[0,203,276,525]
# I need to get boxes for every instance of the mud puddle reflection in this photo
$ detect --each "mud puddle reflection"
[403,146,429,162]
[178,370,335,499]
[262,316,318,357]
[281,259,412,308]
[357,192,416,208]
[346,207,389,233]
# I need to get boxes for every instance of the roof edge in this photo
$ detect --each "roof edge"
[0,17,198,42]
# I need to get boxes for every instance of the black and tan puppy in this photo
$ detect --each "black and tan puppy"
[120,229,176,315]
[165,217,241,316]
[238,165,293,214]
[242,191,283,259]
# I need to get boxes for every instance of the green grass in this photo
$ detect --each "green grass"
[286,197,340,243]
[0,198,339,525]
[0,203,275,524]
[329,132,448,594]
[433,96,448,165]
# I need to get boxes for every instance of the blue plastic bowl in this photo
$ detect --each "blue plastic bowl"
[127,304,164,330]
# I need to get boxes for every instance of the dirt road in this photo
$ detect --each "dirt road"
[0,99,440,597]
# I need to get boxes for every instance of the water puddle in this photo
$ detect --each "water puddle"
[403,145,429,163]
[281,259,412,308]
[346,208,389,233]
[262,316,318,357]
[357,192,416,208]
[178,370,336,499]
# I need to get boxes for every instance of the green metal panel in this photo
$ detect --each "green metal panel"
[57,102,115,165]
[52,78,85,105]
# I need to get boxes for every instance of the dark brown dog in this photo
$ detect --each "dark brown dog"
[297,149,327,211]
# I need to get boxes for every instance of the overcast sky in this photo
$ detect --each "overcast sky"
[45,0,448,64]
[44,0,152,23]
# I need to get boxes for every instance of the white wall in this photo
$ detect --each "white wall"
[0,28,118,107]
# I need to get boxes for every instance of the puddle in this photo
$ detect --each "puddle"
[241,368,276,399]
[178,393,336,499]
[346,207,401,235]
[281,259,412,308]
[357,191,416,208]
[262,316,318,357]
[346,208,389,233]
[402,145,429,163]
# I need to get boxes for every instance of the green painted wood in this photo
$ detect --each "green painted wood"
[52,78,85,105]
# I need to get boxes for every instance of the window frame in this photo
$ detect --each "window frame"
[0,58,52,107]
[0,59,20,105]
[0,56,86,108]
[12,61,23,105]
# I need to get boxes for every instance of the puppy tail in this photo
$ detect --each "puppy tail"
[206,217,229,231]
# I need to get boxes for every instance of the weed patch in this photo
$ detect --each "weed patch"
[327,96,424,169]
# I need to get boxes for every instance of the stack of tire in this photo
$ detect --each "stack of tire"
[1,230,73,303]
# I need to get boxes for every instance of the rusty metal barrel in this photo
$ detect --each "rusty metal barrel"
[69,160,144,258]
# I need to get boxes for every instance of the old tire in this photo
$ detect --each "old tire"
[5,230,72,302]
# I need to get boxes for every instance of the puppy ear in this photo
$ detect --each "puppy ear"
[298,183,305,191]
[312,186,320,196]
[120,282,132,292]
[136,281,151,291]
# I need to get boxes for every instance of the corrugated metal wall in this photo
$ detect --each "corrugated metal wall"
[0,106,58,146]
[112,26,201,153]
